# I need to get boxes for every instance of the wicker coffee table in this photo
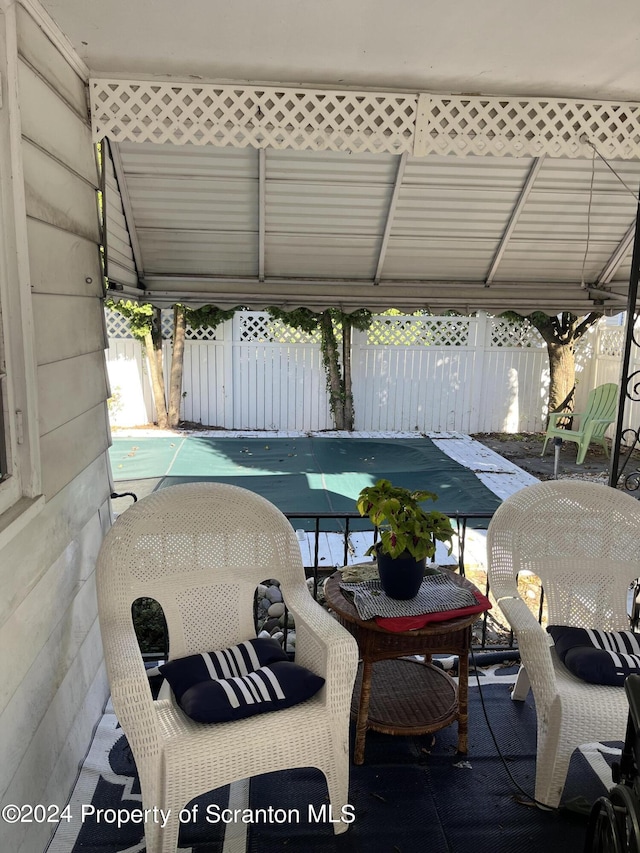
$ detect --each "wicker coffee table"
[324,569,480,765]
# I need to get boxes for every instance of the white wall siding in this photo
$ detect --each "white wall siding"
[0,9,111,853]
[0,456,111,853]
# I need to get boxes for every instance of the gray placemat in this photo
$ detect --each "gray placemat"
[340,573,476,620]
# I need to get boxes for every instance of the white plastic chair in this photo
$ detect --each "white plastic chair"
[96,482,359,853]
[487,480,640,808]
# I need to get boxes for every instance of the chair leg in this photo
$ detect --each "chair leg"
[511,665,531,701]
[541,436,550,457]
[140,802,181,853]
[321,736,353,835]
[533,718,574,809]
[159,801,182,853]
[575,440,590,465]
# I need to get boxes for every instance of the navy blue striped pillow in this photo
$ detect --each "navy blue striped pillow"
[179,660,325,723]
[547,626,640,686]
[159,638,288,702]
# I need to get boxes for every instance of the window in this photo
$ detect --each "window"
[0,7,41,526]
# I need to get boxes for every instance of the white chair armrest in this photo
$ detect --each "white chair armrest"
[283,586,359,711]
[98,615,162,750]
[498,596,556,707]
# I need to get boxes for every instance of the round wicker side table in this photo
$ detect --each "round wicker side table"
[324,569,480,765]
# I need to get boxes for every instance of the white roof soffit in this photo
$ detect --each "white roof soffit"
[94,80,640,315]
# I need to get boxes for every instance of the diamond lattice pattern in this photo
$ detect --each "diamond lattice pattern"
[490,319,545,348]
[91,80,416,154]
[238,313,322,344]
[91,80,640,159]
[367,317,470,347]
[105,309,134,339]
[598,328,624,358]
[417,95,640,158]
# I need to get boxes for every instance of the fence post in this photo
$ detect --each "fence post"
[221,317,234,428]
[351,323,367,430]
[469,312,488,434]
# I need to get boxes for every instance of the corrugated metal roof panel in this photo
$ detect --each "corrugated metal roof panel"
[391,187,520,239]
[104,150,138,285]
[106,137,640,311]
[508,191,636,241]
[141,230,257,276]
[266,235,378,278]
[403,154,533,189]
[383,237,495,279]
[127,176,257,231]
[494,240,618,281]
[613,257,633,283]
[265,149,397,184]
[533,157,640,194]
[118,140,258,179]
[266,181,392,235]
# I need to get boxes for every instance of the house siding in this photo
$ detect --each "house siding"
[0,7,112,853]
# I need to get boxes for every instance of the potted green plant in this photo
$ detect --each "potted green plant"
[356,479,455,599]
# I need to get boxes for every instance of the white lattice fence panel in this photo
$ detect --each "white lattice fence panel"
[237,312,323,344]
[105,308,134,339]
[161,310,174,339]
[598,327,625,358]
[489,318,545,349]
[367,316,471,347]
[90,80,417,154]
[186,324,223,341]
[415,95,640,159]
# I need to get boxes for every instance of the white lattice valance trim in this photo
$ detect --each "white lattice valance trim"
[90,80,416,154]
[415,95,640,159]
[91,79,640,159]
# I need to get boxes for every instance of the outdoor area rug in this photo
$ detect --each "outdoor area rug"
[108,436,502,524]
[46,660,617,853]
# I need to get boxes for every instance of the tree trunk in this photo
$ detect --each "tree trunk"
[546,341,576,425]
[144,308,168,428]
[342,315,354,430]
[320,310,345,429]
[168,304,186,428]
[525,310,601,430]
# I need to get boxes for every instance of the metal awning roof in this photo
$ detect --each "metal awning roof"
[102,139,640,314]
[39,0,640,315]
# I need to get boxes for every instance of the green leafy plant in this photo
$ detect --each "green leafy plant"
[356,479,455,562]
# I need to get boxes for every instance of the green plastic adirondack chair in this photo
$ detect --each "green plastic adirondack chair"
[541,382,618,464]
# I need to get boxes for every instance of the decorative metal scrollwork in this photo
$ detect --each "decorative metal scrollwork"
[609,200,640,495]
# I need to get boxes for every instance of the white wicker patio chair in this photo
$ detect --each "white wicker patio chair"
[96,482,359,853]
[487,479,640,808]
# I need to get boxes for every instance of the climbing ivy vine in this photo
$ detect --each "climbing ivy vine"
[267,306,372,430]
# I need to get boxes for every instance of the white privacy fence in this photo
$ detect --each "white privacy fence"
[105,310,625,434]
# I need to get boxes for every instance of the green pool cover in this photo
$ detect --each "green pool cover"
[109,436,501,527]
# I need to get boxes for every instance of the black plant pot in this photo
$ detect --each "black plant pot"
[375,545,426,599]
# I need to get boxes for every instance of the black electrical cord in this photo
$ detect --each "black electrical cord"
[468,645,559,811]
